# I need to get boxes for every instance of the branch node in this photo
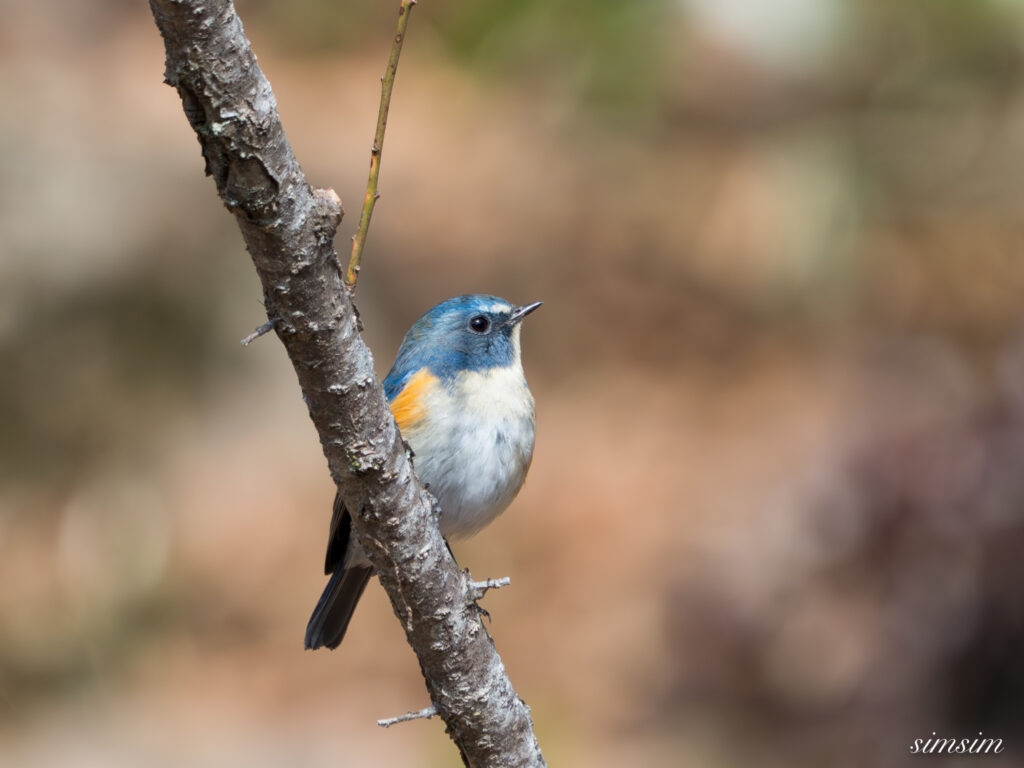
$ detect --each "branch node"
[240,319,275,346]
[313,186,344,228]
[377,705,438,728]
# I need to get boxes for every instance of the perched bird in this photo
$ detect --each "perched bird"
[305,294,541,650]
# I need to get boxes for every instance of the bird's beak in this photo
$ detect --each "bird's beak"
[508,301,542,325]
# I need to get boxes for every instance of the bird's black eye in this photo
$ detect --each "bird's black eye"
[469,315,490,334]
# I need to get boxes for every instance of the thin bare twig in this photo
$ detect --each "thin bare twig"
[470,577,511,600]
[240,319,275,346]
[345,0,416,287]
[377,705,438,728]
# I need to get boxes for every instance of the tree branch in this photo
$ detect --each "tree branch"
[147,2,545,765]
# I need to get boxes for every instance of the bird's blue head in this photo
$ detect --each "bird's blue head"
[383,295,541,397]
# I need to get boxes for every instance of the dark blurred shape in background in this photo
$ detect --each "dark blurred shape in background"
[2,1,1024,765]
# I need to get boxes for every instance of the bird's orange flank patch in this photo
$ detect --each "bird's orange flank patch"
[389,368,434,433]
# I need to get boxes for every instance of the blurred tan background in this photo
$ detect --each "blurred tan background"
[3,0,1024,765]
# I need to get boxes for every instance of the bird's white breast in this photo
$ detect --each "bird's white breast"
[405,361,535,537]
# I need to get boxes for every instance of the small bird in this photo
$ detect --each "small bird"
[305,294,541,650]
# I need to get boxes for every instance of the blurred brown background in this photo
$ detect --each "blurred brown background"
[3,0,1024,765]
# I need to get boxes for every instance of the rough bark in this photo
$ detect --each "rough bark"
[148,2,546,765]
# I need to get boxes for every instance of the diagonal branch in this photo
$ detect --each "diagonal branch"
[147,2,546,766]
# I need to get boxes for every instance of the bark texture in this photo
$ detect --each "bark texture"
[148,2,546,765]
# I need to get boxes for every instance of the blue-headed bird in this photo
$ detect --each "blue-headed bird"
[305,294,541,650]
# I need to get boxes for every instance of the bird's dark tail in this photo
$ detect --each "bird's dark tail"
[304,565,373,650]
